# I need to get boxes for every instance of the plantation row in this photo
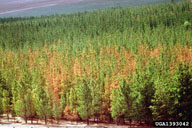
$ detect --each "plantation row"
[0,43,192,124]
[0,1,191,51]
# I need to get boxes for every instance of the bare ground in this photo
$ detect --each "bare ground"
[0,115,149,128]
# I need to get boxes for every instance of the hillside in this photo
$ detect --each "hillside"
[0,1,192,126]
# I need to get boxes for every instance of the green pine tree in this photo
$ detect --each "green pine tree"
[14,70,35,123]
[52,101,61,124]
[174,64,192,120]
[60,92,67,119]
[2,90,11,121]
[76,79,92,125]
[150,69,177,121]
[132,61,156,124]
[0,70,12,121]
[90,79,102,123]
[110,80,132,125]
[69,87,78,120]
[0,72,5,114]
[33,84,51,125]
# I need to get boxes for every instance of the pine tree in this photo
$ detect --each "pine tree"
[52,101,61,124]
[59,92,66,119]
[0,97,3,114]
[174,64,192,120]
[0,71,11,121]
[90,80,102,123]
[102,75,112,122]
[110,80,132,125]
[26,89,36,124]
[33,84,51,125]
[76,79,92,125]
[69,87,78,120]
[0,72,5,114]
[14,70,35,123]
[150,69,177,121]
[2,90,11,121]
[132,61,156,124]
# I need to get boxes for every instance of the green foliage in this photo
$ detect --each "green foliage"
[52,101,61,123]
[132,61,156,122]
[150,68,177,120]
[0,67,13,118]
[14,69,35,123]
[110,80,132,124]
[174,64,192,120]
[0,72,5,114]
[0,1,191,51]
[184,21,191,30]
[2,90,11,116]
[33,84,51,124]
[0,1,191,125]
[60,92,67,118]
[76,79,92,124]
[69,88,77,112]
[184,21,191,27]
[90,79,102,121]
[0,98,3,114]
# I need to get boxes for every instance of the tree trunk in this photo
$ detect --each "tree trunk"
[61,109,64,118]
[25,118,27,124]
[51,118,53,124]
[107,113,112,123]
[116,118,119,126]
[24,104,27,124]
[87,119,89,125]
[7,113,9,122]
[129,119,132,126]
[57,119,59,124]
[44,116,47,125]
[31,117,33,124]
[171,0,174,2]
[119,115,125,125]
